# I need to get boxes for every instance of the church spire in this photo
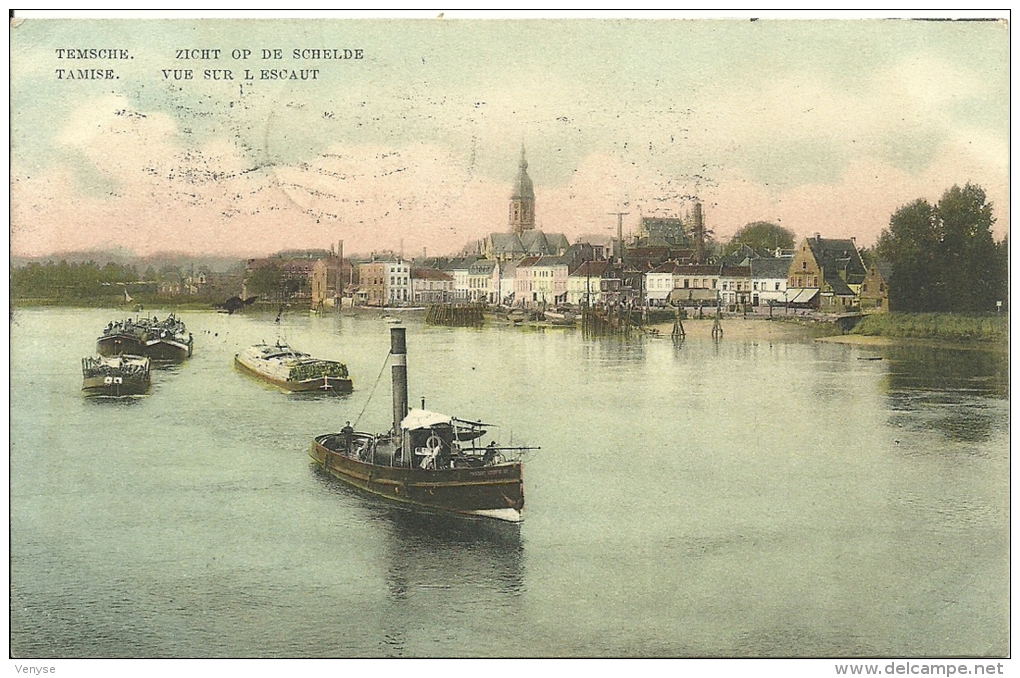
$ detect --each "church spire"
[509,145,535,234]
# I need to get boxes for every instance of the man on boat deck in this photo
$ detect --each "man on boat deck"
[483,441,498,465]
[341,422,354,453]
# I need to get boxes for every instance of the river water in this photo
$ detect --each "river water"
[9,308,1009,658]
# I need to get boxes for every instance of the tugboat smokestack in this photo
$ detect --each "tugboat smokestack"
[390,327,408,436]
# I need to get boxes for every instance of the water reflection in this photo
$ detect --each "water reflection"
[882,346,1007,444]
[311,468,526,656]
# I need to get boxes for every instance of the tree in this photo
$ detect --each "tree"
[246,263,283,299]
[724,221,795,255]
[877,184,1003,313]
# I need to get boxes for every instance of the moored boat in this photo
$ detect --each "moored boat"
[96,318,147,356]
[144,314,193,362]
[81,354,151,397]
[310,327,534,523]
[97,314,193,362]
[235,341,353,393]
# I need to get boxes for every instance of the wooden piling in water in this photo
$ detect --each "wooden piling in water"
[425,303,484,327]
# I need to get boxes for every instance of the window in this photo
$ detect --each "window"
[753,282,758,290]
[802,261,807,270]
[775,282,781,291]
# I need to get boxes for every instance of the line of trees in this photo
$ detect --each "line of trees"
[10,260,144,300]
[877,184,1008,313]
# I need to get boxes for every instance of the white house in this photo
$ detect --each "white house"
[718,266,753,306]
[750,256,793,306]
[567,260,611,306]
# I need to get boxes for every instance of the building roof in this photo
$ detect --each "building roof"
[468,260,497,274]
[719,266,752,278]
[826,275,855,297]
[531,255,569,267]
[570,260,612,277]
[674,264,723,276]
[514,256,543,270]
[441,257,478,272]
[751,256,794,279]
[412,268,453,281]
[806,236,866,277]
[487,232,526,257]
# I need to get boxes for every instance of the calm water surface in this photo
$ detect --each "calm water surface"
[9,308,1009,657]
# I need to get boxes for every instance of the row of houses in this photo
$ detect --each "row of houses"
[342,235,888,313]
[237,234,890,314]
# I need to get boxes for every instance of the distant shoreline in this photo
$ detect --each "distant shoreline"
[12,302,1007,352]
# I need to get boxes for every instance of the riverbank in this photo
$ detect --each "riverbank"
[645,316,841,341]
[845,312,1008,349]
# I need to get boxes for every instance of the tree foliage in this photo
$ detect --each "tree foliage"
[877,184,1005,313]
[245,263,283,298]
[725,221,795,255]
[10,260,139,299]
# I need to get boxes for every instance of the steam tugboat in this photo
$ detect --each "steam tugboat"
[310,327,533,522]
[81,354,151,397]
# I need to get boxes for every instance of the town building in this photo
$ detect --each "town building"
[859,260,892,313]
[514,255,570,307]
[441,257,477,302]
[786,236,867,311]
[717,266,753,307]
[468,259,498,303]
[750,256,793,306]
[666,264,721,307]
[567,260,612,306]
[411,268,453,305]
[645,261,681,307]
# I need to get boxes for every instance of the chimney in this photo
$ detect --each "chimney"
[693,201,705,265]
[390,327,408,440]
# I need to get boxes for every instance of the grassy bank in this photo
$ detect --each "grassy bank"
[850,312,1008,345]
[10,296,223,311]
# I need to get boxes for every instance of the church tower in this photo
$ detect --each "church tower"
[508,145,536,235]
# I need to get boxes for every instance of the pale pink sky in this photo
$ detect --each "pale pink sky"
[10,17,1009,258]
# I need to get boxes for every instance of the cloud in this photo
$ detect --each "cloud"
[10,44,1008,259]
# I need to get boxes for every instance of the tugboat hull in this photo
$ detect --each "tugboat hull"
[310,436,524,522]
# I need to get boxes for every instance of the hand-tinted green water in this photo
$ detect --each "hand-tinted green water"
[9,308,1008,657]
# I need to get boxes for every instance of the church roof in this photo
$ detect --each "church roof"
[488,232,526,256]
[520,229,549,254]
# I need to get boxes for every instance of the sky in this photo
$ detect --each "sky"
[9,13,1010,258]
